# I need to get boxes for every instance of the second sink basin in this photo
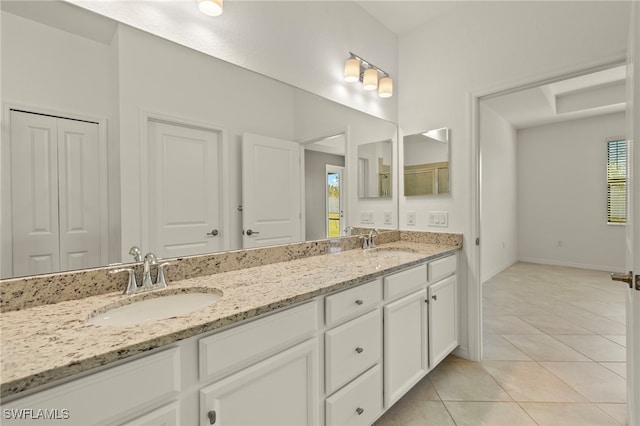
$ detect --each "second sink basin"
[88,288,222,326]
[364,247,419,257]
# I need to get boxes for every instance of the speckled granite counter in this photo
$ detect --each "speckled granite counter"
[0,234,461,398]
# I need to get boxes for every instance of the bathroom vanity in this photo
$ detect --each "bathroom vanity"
[0,232,461,425]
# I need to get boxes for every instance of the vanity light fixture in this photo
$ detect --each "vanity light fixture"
[343,52,393,98]
[198,0,223,16]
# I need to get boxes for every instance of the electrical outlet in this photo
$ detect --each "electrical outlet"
[407,211,416,226]
[383,211,392,225]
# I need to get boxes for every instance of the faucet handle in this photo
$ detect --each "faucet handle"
[156,262,172,288]
[109,268,137,294]
[359,235,370,249]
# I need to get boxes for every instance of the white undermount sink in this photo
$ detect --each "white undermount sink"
[88,289,222,326]
[364,247,419,257]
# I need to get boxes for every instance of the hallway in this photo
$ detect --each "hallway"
[376,262,627,425]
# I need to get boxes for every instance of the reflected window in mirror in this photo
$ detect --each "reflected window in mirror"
[403,128,450,196]
[357,140,392,198]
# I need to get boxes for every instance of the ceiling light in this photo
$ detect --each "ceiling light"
[198,0,223,17]
[344,57,360,82]
[343,52,393,98]
[378,76,393,98]
[362,68,378,91]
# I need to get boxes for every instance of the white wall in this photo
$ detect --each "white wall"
[518,112,626,271]
[67,0,398,122]
[399,0,631,358]
[480,103,518,282]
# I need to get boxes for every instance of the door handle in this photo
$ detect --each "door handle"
[246,229,259,236]
[206,229,219,237]
[611,271,633,288]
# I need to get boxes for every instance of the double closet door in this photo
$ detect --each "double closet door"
[9,110,103,277]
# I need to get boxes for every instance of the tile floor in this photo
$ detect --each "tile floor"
[375,262,627,425]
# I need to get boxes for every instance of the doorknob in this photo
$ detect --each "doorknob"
[611,271,633,288]
[206,229,219,236]
[246,229,259,236]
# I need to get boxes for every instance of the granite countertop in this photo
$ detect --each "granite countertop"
[0,241,458,398]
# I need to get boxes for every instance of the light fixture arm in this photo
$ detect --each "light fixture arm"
[348,52,389,78]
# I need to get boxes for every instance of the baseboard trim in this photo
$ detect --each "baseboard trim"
[517,257,621,272]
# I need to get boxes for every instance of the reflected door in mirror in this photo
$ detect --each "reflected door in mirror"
[148,120,223,258]
[8,110,104,277]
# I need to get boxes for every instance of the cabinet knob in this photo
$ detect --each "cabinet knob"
[356,407,364,415]
[355,299,364,305]
[355,347,364,354]
[432,294,438,301]
[207,410,217,424]
[206,229,219,237]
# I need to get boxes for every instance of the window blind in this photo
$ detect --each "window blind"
[607,139,627,224]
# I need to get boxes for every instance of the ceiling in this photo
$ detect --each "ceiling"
[483,66,627,129]
[356,1,462,36]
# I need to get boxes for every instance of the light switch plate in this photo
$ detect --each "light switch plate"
[383,211,392,225]
[428,211,448,227]
[407,211,416,226]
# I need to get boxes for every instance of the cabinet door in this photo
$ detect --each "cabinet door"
[200,339,318,426]
[383,289,427,408]
[428,275,458,368]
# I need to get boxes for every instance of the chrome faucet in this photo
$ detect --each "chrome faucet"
[344,226,353,236]
[109,251,171,295]
[129,246,143,262]
[368,228,380,248]
[141,252,157,289]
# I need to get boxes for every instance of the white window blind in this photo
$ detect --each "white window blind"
[607,139,627,224]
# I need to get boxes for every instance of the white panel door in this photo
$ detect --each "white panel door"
[624,4,639,424]
[242,133,301,248]
[57,119,102,271]
[148,120,222,258]
[10,111,60,276]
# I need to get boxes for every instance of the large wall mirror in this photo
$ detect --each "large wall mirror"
[403,128,450,196]
[0,1,398,279]
[358,140,392,198]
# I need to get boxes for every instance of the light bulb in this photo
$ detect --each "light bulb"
[378,76,393,98]
[362,68,378,91]
[198,0,223,17]
[344,58,360,83]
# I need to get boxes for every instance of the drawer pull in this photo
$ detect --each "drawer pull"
[355,299,364,305]
[355,347,364,354]
[208,410,217,424]
[356,407,364,415]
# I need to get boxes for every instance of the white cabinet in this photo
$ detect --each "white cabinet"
[325,365,382,426]
[382,254,458,409]
[0,348,180,426]
[383,289,428,408]
[428,275,458,368]
[199,338,318,426]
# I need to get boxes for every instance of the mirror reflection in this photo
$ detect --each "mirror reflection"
[358,140,392,198]
[0,1,398,279]
[403,128,450,196]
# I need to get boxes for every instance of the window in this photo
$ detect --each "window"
[607,139,627,224]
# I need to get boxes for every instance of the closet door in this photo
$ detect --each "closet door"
[10,111,61,276]
[57,119,102,271]
[10,111,102,276]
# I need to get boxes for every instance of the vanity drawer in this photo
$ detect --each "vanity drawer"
[2,348,180,426]
[384,264,427,300]
[325,364,382,426]
[199,301,318,382]
[428,254,457,282]
[325,309,381,394]
[325,279,381,327]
